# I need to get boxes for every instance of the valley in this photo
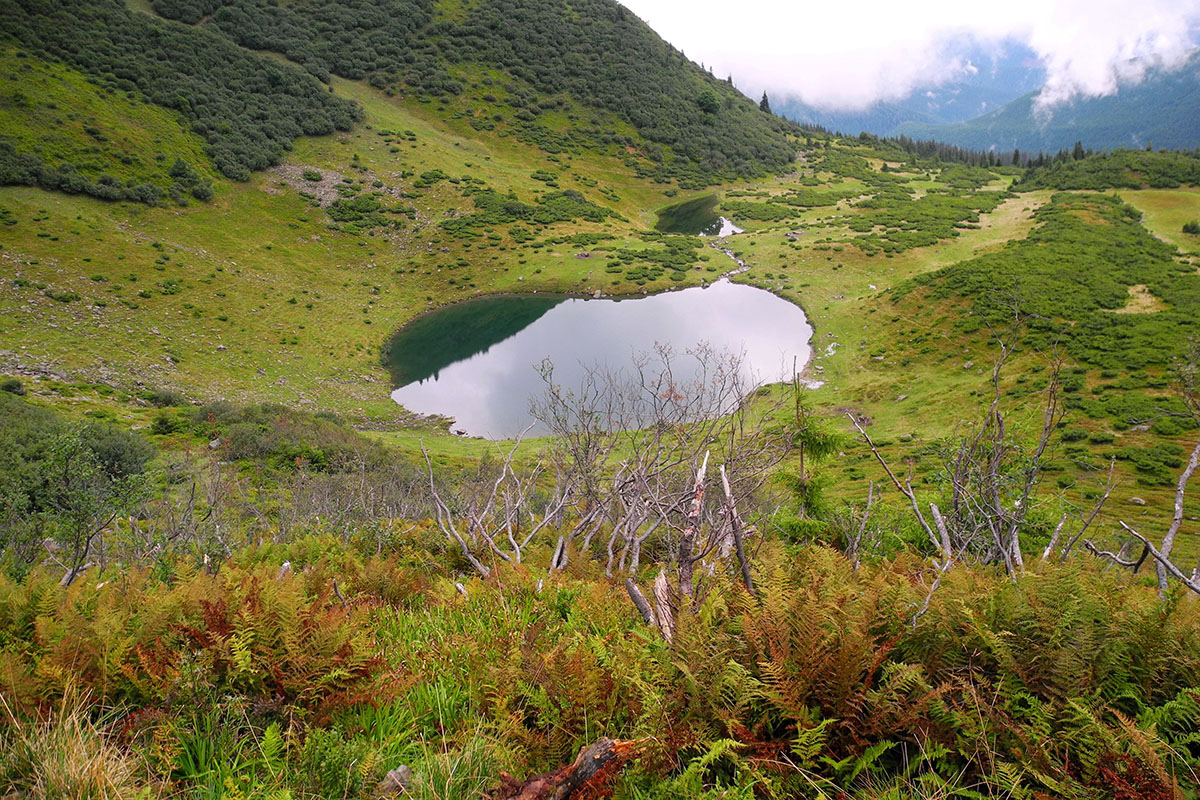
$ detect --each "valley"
[2,1,1200,798]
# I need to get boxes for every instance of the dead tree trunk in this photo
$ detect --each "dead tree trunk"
[677,451,709,601]
[720,463,755,595]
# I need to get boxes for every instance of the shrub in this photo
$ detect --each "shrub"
[146,388,185,407]
[0,378,25,396]
[149,411,181,435]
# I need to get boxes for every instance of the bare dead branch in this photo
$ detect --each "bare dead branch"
[677,451,709,601]
[848,413,949,560]
[1058,458,1117,560]
[849,480,876,569]
[1082,539,1148,570]
[910,558,952,628]
[1042,513,1069,562]
[1118,520,1200,596]
[1156,438,1200,593]
[720,463,755,596]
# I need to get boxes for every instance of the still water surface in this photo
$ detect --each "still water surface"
[654,194,741,236]
[387,280,812,438]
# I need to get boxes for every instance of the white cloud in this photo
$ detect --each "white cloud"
[618,0,1200,111]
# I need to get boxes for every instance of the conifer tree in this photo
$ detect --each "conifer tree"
[759,91,771,113]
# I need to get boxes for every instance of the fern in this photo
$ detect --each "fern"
[841,739,897,784]
[792,717,835,768]
[259,722,284,773]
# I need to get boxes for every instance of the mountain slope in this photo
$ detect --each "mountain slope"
[0,0,795,191]
[896,52,1200,153]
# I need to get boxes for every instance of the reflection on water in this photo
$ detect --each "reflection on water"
[702,216,744,237]
[655,195,743,237]
[381,294,564,386]
[386,280,813,438]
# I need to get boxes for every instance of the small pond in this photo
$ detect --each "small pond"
[655,194,743,237]
[386,280,812,438]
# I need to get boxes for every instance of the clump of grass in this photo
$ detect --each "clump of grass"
[0,693,150,799]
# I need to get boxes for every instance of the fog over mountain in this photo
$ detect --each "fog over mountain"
[897,50,1200,153]
[619,0,1200,116]
[773,41,1047,136]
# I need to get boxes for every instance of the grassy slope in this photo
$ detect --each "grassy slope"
[0,46,214,188]
[1123,187,1200,253]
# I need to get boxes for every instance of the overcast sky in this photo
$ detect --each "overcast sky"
[618,0,1200,112]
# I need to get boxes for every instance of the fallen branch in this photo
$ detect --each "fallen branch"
[1082,539,1148,570]
[624,577,657,629]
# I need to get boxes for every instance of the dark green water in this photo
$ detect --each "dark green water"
[387,280,812,438]
[381,294,564,386]
[655,194,741,236]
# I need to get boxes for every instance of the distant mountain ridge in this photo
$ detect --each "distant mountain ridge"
[896,50,1200,154]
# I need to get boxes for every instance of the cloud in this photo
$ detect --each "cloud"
[617,0,1200,111]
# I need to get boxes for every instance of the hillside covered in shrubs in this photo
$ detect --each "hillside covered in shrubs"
[0,0,795,194]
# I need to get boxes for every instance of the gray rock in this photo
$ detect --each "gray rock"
[377,765,412,795]
[1129,496,1147,506]
[208,438,222,450]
